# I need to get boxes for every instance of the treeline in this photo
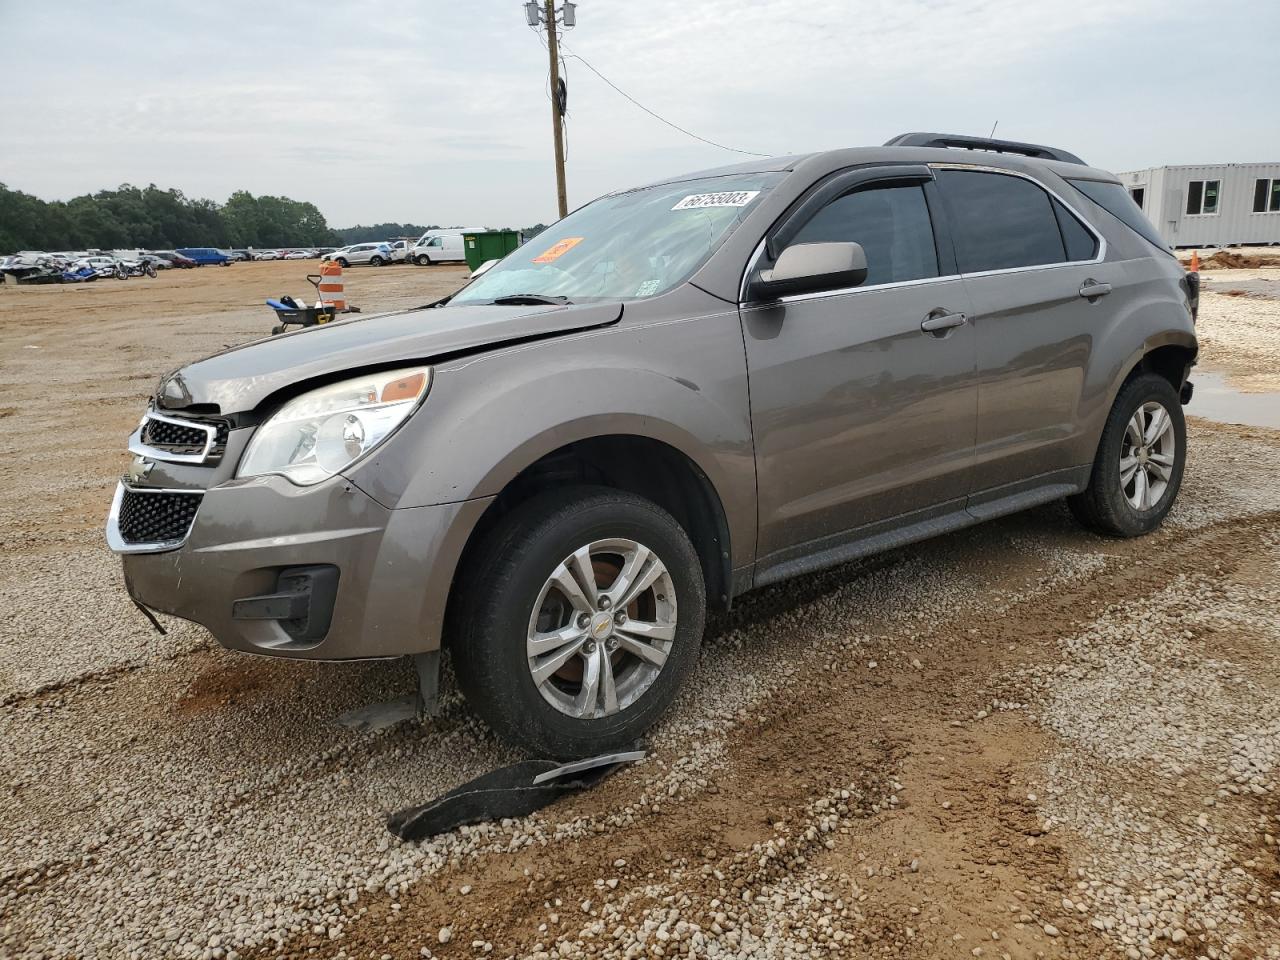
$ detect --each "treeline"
[0,183,342,253]
[336,223,440,244]
[336,222,550,243]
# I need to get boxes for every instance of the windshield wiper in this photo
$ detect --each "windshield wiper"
[485,293,573,306]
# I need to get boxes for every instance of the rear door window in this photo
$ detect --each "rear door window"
[936,170,1066,273]
[787,183,939,287]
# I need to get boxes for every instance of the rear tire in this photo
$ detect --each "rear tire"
[1069,372,1186,537]
[451,487,706,758]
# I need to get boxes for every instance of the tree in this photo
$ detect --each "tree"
[335,223,440,244]
[0,182,341,254]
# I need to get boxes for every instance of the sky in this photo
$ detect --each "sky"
[2,0,1278,229]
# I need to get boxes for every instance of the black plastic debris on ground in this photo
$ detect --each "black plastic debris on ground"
[387,750,645,842]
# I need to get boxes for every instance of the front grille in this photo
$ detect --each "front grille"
[118,488,203,545]
[140,415,229,457]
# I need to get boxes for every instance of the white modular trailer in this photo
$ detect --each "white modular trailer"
[1116,163,1280,248]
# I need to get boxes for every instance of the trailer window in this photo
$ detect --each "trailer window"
[1186,180,1220,216]
[1254,179,1280,213]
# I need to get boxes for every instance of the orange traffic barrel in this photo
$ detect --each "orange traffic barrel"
[318,261,346,311]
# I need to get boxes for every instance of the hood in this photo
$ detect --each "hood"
[156,300,622,414]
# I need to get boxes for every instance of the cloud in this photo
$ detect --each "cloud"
[0,0,1276,227]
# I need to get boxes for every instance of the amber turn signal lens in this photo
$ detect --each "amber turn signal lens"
[380,371,427,403]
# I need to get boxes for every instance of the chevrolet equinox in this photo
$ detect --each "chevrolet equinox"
[108,133,1199,757]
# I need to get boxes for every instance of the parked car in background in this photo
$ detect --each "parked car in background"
[409,229,483,265]
[76,255,121,271]
[174,247,232,266]
[324,243,392,267]
[282,250,310,260]
[227,249,253,262]
[139,253,172,269]
[152,251,197,268]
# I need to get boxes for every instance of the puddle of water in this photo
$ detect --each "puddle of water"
[1188,370,1280,430]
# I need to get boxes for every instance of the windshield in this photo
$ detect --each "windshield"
[452,172,781,304]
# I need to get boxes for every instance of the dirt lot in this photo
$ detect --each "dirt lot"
[2,262,1280,960]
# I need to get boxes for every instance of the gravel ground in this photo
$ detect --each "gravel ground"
[1195,281,1280,393]
[1,263,1279,960]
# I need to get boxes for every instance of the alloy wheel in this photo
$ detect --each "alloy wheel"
[1120,400,1177,510]
[526,538,677,720]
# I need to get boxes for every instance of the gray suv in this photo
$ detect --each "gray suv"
[108,133,1198,758]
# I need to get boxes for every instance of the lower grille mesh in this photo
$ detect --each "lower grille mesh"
[118,488,203,544]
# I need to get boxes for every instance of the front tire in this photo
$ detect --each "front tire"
[451,487,706,758]
[416,254,431,266]
[369,255,384,266]
[335,257,349,268]
[1069,372,1186,537]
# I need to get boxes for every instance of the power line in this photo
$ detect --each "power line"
[558,45,771,159]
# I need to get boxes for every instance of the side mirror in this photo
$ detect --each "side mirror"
[749,241,867,300]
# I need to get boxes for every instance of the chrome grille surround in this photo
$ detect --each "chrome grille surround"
[129,408,226,464]
[106,482,203,553]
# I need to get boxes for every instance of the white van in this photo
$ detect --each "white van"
[410,228,486,266]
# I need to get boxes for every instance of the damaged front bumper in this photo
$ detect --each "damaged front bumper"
[109,472,490,660]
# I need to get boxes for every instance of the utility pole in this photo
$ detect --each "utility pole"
[545,0,568,220]
[526,1,576,219]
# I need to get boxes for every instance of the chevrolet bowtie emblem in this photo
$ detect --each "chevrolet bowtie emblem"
[126,457,154,483]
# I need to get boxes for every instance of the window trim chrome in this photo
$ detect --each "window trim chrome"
[105,481,203,554]
[738,161,1107,306]
[128,408,218,465]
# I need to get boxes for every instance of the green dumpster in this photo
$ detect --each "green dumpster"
[462,230,522,272]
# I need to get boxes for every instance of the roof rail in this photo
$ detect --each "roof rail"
[884,132,1086,166]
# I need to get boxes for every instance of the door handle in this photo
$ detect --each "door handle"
[920,310,967,336]
[1079,279,1112,300]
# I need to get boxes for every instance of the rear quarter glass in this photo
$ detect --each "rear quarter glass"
[1068,179,1172,255]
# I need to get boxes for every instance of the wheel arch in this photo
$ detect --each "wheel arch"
[1111,330,1198,402]
[446,433,736,637]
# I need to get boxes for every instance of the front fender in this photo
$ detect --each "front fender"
[342,310,757,572]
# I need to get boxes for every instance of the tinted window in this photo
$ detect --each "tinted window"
[1069,179,1171,254]
[936,170,1065,273]
[788,184,938,286]
[1052,199,1099,262]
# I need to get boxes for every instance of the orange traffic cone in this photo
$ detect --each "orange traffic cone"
[1188,250,1200,273]
[318,261,346,311]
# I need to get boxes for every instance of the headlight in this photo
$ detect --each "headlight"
[238,367,431,485]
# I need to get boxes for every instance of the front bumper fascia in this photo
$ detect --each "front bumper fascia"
[115,474,491,660]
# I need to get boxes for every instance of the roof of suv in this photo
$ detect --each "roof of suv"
[641,133,1121,189]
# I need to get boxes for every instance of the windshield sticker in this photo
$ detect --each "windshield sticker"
[532,237,584,263]
[634,279,661,297]
[671,191,760,211]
